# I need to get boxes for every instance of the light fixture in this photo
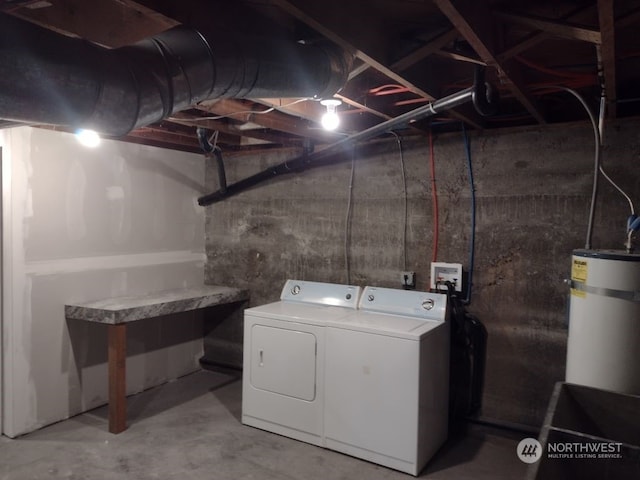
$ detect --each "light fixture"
[75,129,101,148]
[320,99,342,131]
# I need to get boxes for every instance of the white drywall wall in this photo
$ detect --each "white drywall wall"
[1,145,3,436]
[1,127,206,437]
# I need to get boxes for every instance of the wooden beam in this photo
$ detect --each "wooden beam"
[257,98,323,122]
[0,0,46,13]
[274,0,436,100]
[597,0,617,118]
[139,124,240,147]
[115,0,179,30]
[434,50,487,66]
[495,11,602,44]
[9,0,177,48]
[259,95,392,124]
[336,28,458,81]
[129,128,201,146]
[257,95,398,136]
[273,0,483,129]
[197,99,338,143]
[433,0,546,124]
[498,5,594,61]
[390,29,459,72]
[169,112,301,146]
[334,94,392,121]
[115,135,202,154]
[348,62,372,81]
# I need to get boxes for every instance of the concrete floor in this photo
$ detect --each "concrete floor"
[0,370,528,479]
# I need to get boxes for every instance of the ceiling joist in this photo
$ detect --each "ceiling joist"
[3,0,640,154]
[197,99,337,144]
[272,0,483,129]
[169,112,301,146]
[495,11,602,44]
[390,29,459,73]
[9,0,176,47]
[498,5,595,61]
[433,0,546,124]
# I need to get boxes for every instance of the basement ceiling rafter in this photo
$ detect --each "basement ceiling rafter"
[197,99,340,144]
[2,0,640,154]
[497,4,596,62]
[168,111,302,147]
[350,29,460,81]
[271,0,427,95]
[433,0,546,124]
[271,0,484,129]
[494,11,602,44]
[6,0,177,46]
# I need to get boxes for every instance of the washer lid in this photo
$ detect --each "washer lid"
[245,301,356,324]
[328,310,445,339]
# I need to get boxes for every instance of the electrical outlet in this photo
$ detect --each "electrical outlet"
[401,271,416,289]
[430,262,463,292]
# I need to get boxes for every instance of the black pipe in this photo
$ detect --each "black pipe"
[197,127,227,195]
[0,13,350,136]
[211,149,228,195]
[472,67,499,116]
[198,69,498,206]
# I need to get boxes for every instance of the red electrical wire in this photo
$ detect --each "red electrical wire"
[429,129,439,264]
[394,98,430,107]
[514,55,595,81]
[368,84,407,94]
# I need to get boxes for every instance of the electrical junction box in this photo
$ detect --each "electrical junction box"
[401,271,416,289]
[430,262,463,292]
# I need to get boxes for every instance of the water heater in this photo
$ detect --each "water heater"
[566,249,640,394]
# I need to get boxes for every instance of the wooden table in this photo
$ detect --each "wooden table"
[65,285,249,434]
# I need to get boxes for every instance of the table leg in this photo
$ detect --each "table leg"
[108,323,127,433]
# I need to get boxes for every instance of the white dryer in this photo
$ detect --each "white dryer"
[324,286,450,476]
[241,279,361,446]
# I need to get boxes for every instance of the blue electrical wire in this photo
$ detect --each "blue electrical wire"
[462,123,476,304]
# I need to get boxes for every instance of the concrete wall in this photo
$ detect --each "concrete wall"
[1,127,206,437]
[204,119,640,427]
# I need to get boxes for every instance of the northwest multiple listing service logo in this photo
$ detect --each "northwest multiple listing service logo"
[517,437,624,464]
[517,438,543,464]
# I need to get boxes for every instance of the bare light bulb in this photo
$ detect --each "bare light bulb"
[320,99,342,131]
[75,129,101,148]
[321,111,340,130]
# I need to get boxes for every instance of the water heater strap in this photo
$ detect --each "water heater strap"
[570,280,640,303]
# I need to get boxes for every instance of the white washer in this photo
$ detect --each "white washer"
[241,279,361,446]
[324,286,450,476]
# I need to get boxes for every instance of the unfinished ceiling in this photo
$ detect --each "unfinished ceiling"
[1,0,639,154]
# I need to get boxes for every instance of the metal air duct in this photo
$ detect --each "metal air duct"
[0,13,350,136]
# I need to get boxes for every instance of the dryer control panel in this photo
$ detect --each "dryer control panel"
[281,279,361,309]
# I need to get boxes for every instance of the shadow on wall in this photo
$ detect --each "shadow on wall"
[64,311,203,416]
[201,300,250,370]
[126,153,208,195]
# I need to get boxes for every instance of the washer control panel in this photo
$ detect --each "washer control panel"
[359,286,447,321]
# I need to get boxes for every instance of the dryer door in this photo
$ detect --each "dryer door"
[250,324,317,401]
